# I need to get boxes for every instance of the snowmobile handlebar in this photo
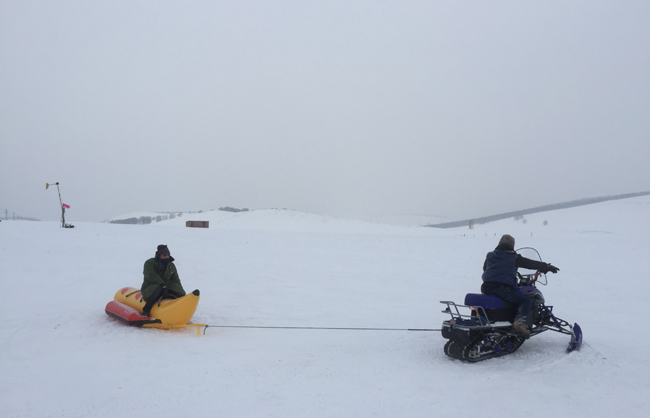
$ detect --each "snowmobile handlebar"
[517,271,543,286]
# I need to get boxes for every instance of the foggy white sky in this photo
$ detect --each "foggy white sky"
[1,1,649,222]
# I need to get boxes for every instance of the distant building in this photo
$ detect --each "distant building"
[186,221,209,228]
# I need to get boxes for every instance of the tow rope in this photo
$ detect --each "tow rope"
[199,324,441,335]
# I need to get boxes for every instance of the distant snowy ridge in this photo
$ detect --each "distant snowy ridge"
[426,191,650,228]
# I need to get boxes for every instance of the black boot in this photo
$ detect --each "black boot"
[141,285,163,317]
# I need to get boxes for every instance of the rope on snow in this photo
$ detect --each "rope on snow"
[201,324,441,334]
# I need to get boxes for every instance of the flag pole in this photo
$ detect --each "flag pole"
[46,182,73,228]
[57,183,66,228]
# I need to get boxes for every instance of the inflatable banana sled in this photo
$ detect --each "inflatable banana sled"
[105,287,204,332]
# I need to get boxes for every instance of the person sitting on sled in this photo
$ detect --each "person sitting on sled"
[141,244,186,317]
[481,234,559,337]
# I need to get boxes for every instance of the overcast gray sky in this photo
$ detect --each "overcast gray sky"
[1,1,649,223]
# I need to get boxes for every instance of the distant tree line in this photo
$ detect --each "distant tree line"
[109,212,184,225]
[108,206,252,225]
[2,212,40,221]
[110,216,151,225]
[219,206,249,213]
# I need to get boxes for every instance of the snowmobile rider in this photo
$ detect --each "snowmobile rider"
[140,245,186,317]
[481,234,559,337]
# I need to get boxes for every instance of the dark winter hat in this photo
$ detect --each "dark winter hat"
[498,234,515,250]
[156,244,170,257]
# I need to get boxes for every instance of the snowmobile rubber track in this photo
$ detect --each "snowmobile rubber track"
[444,339,455,357]
[462,334,526,362]
[444,334,526,362]
[445,339,466,360]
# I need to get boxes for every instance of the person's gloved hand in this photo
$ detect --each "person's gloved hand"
[546,264,559,274]
[161,286,169,299]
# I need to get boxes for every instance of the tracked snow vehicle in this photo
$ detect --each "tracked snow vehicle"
[441,247,582,362]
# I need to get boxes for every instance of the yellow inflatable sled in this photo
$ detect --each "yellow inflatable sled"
[105,287,205,333]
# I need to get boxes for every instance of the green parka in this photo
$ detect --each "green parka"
[141,257,186,301]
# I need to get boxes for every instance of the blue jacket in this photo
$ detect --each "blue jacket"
[482,250,519,287]
[482,249,551,288]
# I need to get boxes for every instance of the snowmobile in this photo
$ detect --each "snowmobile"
[440,247,582,362]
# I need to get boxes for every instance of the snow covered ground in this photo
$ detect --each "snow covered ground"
[1,196,649,417]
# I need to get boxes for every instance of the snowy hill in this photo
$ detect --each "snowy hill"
[1,195,649,417]
[108,208,451,228]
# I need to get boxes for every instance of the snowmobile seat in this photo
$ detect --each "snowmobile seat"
[464,293,517,322]
[465,293,505,308]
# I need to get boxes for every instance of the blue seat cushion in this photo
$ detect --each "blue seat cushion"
[464,293,505,309]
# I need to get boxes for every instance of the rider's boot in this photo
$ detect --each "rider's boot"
[513,320,531,338]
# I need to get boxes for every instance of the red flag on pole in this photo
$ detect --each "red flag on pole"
[62,204,70,209]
